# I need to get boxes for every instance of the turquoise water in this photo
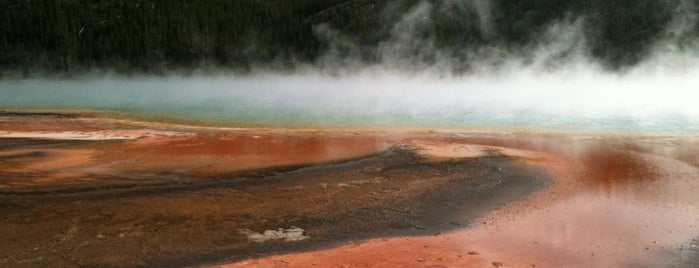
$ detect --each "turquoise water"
[1,74,698,135]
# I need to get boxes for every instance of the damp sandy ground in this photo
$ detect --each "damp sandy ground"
[1,111,699,267]
[0,111,393,189]
[224,135,699,268]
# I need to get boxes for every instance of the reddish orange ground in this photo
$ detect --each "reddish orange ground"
[2,111,699,267]
[222,136,699,267]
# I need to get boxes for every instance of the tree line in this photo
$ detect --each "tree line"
[0,0,689,75]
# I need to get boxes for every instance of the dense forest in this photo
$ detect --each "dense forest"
[1,0,696,75]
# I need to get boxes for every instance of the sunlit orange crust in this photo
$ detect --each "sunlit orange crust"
[2,110,699,267]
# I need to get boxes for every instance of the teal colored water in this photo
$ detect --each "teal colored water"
[1,74,698,135]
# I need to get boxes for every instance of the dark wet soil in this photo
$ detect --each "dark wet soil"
[0,147,547,267]
[0,111,81,118]
[0,137,100,151]
[662,238,699,268]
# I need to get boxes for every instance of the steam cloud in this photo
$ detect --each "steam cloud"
[2,0,699,135]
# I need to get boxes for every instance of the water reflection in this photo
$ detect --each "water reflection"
[457,135,699,267]
[102,132,392,177]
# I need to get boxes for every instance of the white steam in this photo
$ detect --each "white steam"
[2,61,699,134]
[1,1,699,135]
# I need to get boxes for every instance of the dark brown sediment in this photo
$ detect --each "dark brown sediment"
[0,112,549,267]
[0,111,82,118]
[0,146,548,267]
[3,111,699,267]
[224,135,699,267]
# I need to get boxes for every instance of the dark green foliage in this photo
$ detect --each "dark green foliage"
[1,0,336,73]
[0,0,691,74]
[492,0,574,46]
[583,0,675,68]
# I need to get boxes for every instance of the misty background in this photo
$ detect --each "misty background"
[2,0,699,134]
[2,0,699,74]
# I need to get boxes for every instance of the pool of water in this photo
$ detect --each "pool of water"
[2,72,698,135]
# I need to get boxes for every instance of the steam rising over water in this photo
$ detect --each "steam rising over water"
[2,63,699,135]
[2,0,699,135]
